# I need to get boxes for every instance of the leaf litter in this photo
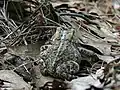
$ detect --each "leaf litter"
[0,0,120,90]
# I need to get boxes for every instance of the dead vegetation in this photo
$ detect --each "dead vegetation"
[0,0,120,90]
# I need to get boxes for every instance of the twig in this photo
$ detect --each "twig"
[60,13,100,28]
[1,2,44,42]
[12,59,39,71]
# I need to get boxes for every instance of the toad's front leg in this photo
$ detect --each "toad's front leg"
[39,59,49,76]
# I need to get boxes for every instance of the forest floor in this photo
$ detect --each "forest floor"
[0,0,120,90]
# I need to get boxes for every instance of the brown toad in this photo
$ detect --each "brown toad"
[39,28,98,80]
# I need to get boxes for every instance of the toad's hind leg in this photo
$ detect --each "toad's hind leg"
[56,61,80,80]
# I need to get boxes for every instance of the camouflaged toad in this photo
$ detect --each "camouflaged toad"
[39,28,98,80]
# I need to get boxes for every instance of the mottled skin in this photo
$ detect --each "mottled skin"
[39,28,97,80]
[39,43,80,80]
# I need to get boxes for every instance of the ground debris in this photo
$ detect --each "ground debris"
[0,70,32,90]
[0,0,120,90]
